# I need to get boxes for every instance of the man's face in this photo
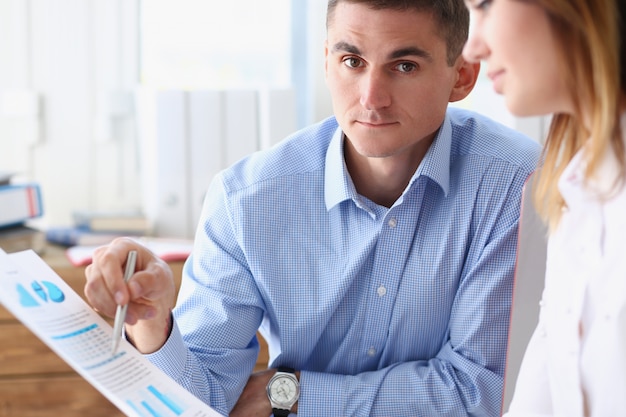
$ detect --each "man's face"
[325,3,463,161]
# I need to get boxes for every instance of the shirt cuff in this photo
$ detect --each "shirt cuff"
[143,318,189,381]
[298,371,345,415]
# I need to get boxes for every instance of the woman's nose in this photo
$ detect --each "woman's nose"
[463,26,489,63]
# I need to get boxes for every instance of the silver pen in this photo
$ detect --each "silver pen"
[111,250,137,355]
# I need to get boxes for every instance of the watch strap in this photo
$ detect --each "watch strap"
[272,408,291,417]
[277,366,295,374]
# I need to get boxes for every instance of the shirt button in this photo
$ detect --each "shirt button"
[377,285,387,297]
[367,347,377,357]
[387,218,397,228]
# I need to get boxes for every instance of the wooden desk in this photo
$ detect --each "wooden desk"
[0,245,268,417]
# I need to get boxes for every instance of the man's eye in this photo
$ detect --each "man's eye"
[343,57,362,68]
[396,62,417,73]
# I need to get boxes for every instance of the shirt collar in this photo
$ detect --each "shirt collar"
[415,113,452,197]
[325,127,355,211]
[559,112,626,205]
[324,113,453,211]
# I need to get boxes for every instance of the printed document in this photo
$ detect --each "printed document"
[0,249,222,417]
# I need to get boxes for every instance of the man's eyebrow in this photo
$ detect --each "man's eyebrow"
[331,41,361,55]
[331,41,432,62]
[389,46,432,62]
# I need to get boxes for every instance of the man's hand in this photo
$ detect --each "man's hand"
[84,237,177,353]
[230,369,275,417]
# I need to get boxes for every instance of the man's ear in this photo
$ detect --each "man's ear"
[449,58,480,103]
[324,40,329,80]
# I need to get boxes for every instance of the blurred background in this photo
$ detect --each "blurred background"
[0,0,547,240]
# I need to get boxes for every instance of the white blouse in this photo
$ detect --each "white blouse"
[506,126,626,417]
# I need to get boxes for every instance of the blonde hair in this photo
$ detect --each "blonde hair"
[533,0,625,232]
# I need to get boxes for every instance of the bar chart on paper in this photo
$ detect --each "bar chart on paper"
[126,384,189,417]
[0,249,223,417]
[50,323,194,417]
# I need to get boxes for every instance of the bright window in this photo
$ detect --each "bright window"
[140,1,292,89]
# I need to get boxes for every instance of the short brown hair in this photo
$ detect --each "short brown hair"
[326,0,469,65]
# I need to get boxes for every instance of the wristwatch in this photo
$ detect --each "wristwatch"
[266,367,300,417]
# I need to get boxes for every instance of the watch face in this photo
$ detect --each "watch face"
[268,374,300,406]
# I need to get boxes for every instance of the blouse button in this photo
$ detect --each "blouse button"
[388,218,397,228]
[377,285,387,297]
[367,347,377,357]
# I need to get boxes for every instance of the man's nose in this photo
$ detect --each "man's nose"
[359,69,392,110]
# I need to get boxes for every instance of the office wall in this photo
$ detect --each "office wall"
[0,0,327,230]
[0,0,140,228]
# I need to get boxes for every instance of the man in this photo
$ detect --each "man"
[85,1,541,415]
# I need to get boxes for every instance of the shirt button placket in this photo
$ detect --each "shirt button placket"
[365,214,399,362]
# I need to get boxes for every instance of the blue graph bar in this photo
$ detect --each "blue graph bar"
[51,323,98,340]
[127,400,150,417]
[148,385,184,415]
[142,400,162,417]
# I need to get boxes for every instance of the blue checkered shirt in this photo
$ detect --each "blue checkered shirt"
[147,107,541,416]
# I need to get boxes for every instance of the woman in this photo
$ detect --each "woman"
[463,0,626,416]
